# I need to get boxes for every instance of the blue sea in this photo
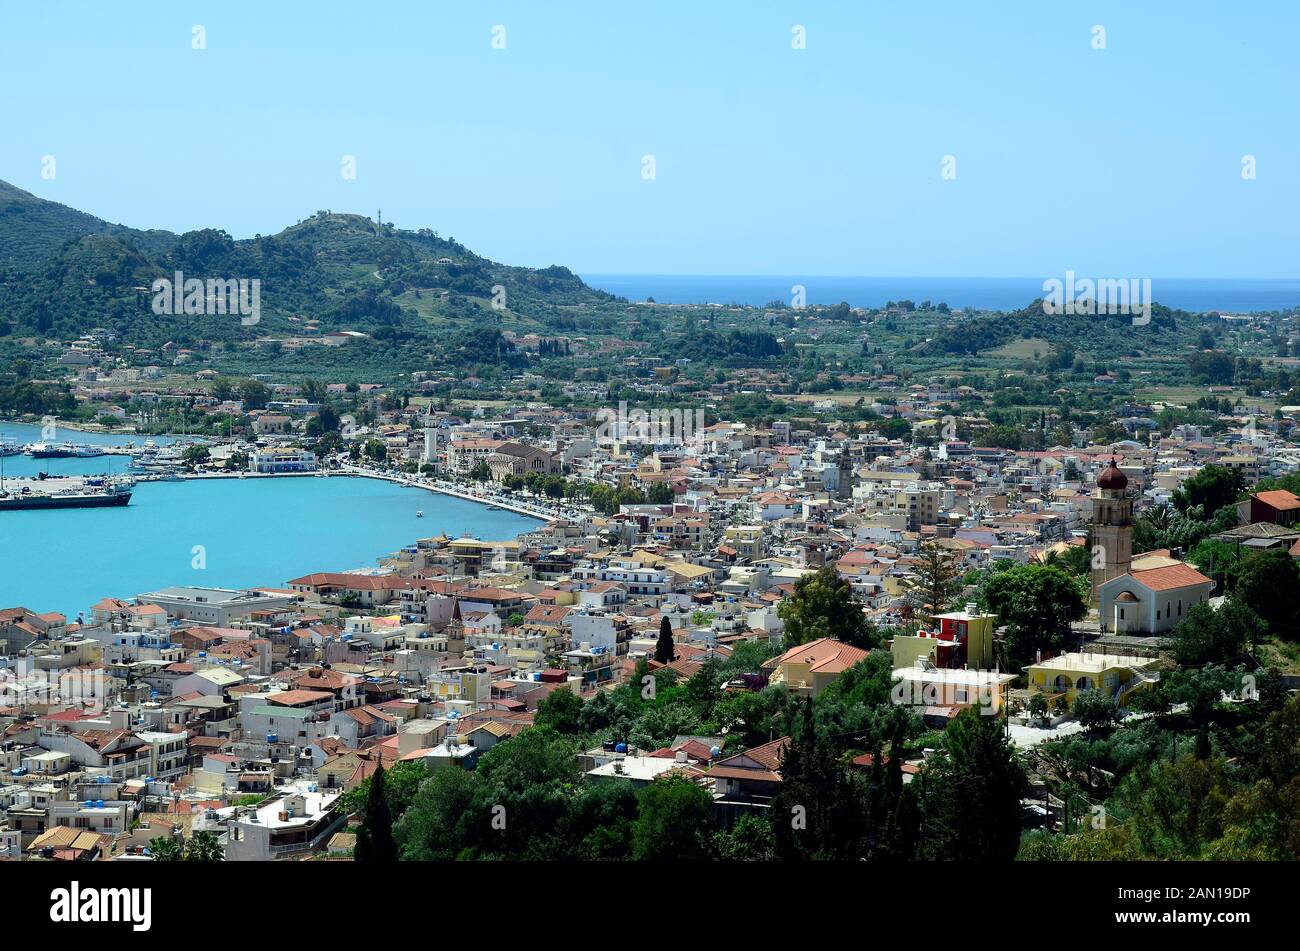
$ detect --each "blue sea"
[0,422,538,620]
[581,275,1300,314]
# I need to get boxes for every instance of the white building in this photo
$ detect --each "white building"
[249,448,318,473]
[223,783,346,860]
[1099,561,1215,634]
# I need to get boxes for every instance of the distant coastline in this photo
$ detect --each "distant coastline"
[581,274,1300,314]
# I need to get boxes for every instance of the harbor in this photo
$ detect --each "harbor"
[0,467,539,620]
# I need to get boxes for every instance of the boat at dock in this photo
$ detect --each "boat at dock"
[27,442,78,458]
[25,441,107,459]
[0,475,134,510]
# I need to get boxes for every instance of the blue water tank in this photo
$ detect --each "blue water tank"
[615,742,628,754]
[267,732,278,743]
[95,799,104,809]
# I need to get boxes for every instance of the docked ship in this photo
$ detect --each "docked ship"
[0,475,134,510]
[26,441,107,458]
[27,441,77,458]
[0,438,21,457]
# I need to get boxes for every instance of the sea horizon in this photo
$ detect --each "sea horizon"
[581,274,1300,314]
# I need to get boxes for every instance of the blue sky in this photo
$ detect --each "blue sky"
[1,1,1296,277]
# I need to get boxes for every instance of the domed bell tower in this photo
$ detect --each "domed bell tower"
[1090,457,1133,606]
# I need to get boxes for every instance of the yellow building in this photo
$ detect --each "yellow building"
[766,638,870,697]
[889,607,997,671]
[1024,652,1159,706]
[723,525,765,561]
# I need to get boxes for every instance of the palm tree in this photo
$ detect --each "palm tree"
[183,830,224,862]
[147,836,183,861]
[1142,502,1174,533]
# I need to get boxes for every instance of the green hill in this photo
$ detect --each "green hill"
[0,181,616,346]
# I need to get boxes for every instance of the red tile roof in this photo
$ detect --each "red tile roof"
[774,637,870,674]
[1130,562,1213,592]
[1255,489,1300,511]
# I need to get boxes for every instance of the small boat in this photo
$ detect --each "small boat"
[416,510,425,518]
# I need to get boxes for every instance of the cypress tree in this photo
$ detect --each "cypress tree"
[654,615,676,664]
[355,763,397,862]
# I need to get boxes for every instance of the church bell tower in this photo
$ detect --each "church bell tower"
[1090,457,1133,606]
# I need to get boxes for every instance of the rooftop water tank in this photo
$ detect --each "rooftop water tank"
[614,742,628,754]
[267,732,278,743]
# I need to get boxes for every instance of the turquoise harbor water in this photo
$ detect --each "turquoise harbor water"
[0,422,538,620]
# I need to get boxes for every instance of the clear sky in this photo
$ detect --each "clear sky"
[1,1,1296,277]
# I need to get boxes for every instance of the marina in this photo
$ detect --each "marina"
[0,422,539,620]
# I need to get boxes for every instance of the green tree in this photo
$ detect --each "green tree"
[907,542,961,624]
[564,779,638,860]
[715,813,777,861]
[631,775,717,860]
[147,836,183,861]
[654,615,676,664]
[1027,693,1049,724]
[1234,548,1300,637]
[1072,689,1121,734]
[778,565,880,650]
[535,687,584,735]
[982,564,1086,663]
[915,708,1027,861]
[340,760,425,820]
[355,763,397,862]
[394,767,488,860]
[1172,464,1241,517]
[183,830,224,862]
[1170,599,1263,667]
[771,698,871,860]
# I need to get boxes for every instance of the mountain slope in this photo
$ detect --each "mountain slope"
[0,180,177,266]
[0,180,616,345]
